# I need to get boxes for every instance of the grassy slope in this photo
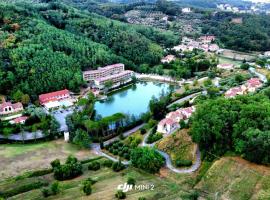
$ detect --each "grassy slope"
[156,129,196,165]
[195,157,270,200]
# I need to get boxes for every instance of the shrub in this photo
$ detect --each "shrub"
[127,177,135,185]
[109,147,114,153]
[175,159,192,167]
[50,159,61,169]
[102,160,113,168]
[50,181,60,195]
[113,149,118,155]
[130,147,165,173]
[138,197,146,200]
[181,190,199,200]
[146,132,163,144]
[119,151,124,157]
[88,161,101,171]
[140,128,147,135]
[52,156,83,181]
[41,188,50,198]
[123,153,130,160]
[84,177,97,185]
[179,120,186,129]
[112,161,125,172]
[82,181,92,196]
[115,190,126,199]
[123,146,129,153]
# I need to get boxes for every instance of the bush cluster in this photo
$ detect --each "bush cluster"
[51,156,82,181]
[175,159,192,167]
[105,141,132,160]
[42,181,60,198]
[112,161,126,172]
[88,161,101,171]
[115,190,126,199]
[146,132,163,144]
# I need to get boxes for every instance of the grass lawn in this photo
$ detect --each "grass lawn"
[156,129,196,166]
[218,56,243,67]
[195,157,270,200]
[6,164,193,200]
[0,140,96,179]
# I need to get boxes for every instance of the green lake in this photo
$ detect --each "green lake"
[95,81,175,117]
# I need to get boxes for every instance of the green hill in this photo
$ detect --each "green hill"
[0,0,177,98]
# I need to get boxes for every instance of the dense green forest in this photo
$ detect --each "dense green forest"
[0,0,178,99]
[190,92,270,164]
[202,12,270,52]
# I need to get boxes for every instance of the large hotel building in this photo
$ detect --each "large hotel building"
[83,63,134,88]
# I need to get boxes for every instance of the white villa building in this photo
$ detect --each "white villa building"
[157,106,196,134]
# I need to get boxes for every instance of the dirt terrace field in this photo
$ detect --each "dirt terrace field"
[0,140,96,179]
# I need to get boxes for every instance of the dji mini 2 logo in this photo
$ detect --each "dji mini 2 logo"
[117,183,155,192]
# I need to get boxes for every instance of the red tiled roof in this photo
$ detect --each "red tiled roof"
[247,78,262,88]
[0,102,23,112]
[39,89,70,104]
[159,118,177,126]
[13,116,28,124]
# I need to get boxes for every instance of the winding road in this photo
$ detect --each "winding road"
[92,125,201,174]
[141,129,201,173]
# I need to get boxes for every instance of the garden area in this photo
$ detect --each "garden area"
[103,130,144,161]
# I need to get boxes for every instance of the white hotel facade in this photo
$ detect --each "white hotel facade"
[83,63,134,88]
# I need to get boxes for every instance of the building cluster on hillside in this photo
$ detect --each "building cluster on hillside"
[83,63,134,89]
[161,55,176,64]
[217,4,240,13]
[0,100,29,124]
[225,78,263,98]
[182,7,192,14]
[217,3,270,15]
[172,36,220,53]
[39,89,74,110]
[157,106,196,134]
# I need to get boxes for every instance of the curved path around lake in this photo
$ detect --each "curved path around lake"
[141,130,201,174]
[93,125,201,173]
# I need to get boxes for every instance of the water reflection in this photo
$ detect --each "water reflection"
[95,81,175,117]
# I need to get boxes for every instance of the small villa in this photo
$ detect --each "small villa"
[157,118,179,135]
[0,101,24,116]
[246,78,263,92]
[225,86,246,98]
[225,78,263,98]
[217,63,234,70]
[157,106,196,134]
[209,44,220,52]
[161,55,176,64]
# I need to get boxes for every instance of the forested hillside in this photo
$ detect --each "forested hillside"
[202,12,270,52]
[0,1,178,99]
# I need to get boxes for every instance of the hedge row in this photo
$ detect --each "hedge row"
[0,181,49,198]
